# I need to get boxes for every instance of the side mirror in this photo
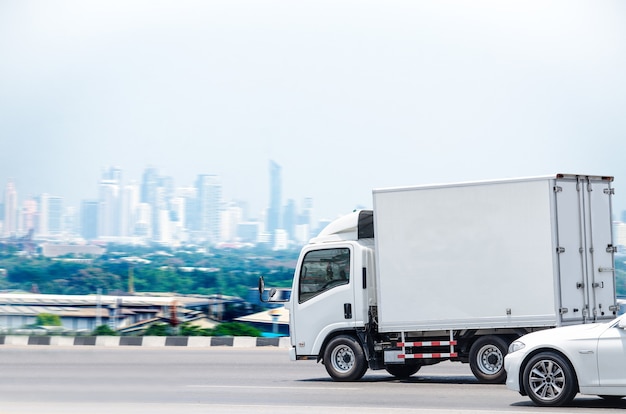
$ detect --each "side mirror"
[258,276,289,303]
[618,318,626,330]
[258,276,266,301]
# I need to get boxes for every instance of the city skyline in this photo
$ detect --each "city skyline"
[2,2,626,222]
[1,161,323,246]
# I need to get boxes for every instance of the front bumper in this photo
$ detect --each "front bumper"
[504,352,524,393]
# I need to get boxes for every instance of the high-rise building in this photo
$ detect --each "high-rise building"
[267,160,282,240]
[283,198,296,241]
[140,167,175,241]
[21,198,38,235]
[134,203,152,238]
[176,186,197,234]
[98,167,122,237]
[3,181,18,237]
[196,174,222,243]
[141,167,159,205]
[63,206,78,235]
[98,180,119,237]
[120,182,139,237]
[221,202,243,242]
[298,197,314,242]
[38,194,63,236]
[80,200,99,240]
[47,195,63,235]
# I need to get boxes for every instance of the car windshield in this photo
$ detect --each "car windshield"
[610,313,626,328]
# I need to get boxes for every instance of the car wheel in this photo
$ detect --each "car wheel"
[469,335,508,384]
[323,335,368,381]
[522,352,578,407]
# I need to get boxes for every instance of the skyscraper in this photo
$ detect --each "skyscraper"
[39,194,63,236]
[283,198,296,241]
[98,179,119,237]
[21,198,38,235]
[267,160,282,240]
[3,181,18,237]
[98,167,121,237]
[120,182,139,237]
[80,200,99,240]
[196,174,222,243]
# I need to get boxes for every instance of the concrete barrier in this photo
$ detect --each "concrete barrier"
[0,335,290,348]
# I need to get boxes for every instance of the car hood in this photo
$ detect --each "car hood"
[519,320,611,345]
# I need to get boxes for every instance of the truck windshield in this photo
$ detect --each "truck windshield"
[299,248,350,303]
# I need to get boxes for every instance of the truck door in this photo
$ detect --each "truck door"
[291,246,356,357]
[555,176,616,323]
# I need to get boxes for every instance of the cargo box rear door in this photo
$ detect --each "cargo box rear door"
[555,175,616,323]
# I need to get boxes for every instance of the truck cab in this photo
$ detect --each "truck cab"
[284,210,376,379]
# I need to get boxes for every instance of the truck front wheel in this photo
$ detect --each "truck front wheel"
[469,335,508,384]
[323,335,368,381]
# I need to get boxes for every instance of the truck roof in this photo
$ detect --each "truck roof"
[309,210,374,243]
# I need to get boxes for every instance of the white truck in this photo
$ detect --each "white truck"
[260,174,619,383]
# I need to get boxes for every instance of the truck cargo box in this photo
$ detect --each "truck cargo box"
[372,174,616,332]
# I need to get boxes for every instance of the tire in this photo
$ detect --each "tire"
[386,363,421,379]
[469,335,509,384]
[522,352,578,407]
[323,335,368,381]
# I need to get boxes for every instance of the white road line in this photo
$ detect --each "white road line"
[186,385,361,390]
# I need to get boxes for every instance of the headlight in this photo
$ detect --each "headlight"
[508,340,525,354]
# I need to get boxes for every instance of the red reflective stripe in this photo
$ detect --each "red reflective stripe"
[398,340,458,347]
[401,352,458,359]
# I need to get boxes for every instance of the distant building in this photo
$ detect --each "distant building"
[3,181,18,237]
[80,200,99,240]
[0,293,242,333]
[267,161,281,241]
[196,174,222,243]
[41,243,106,258]
[38,194,63,236]
[273,229,288,251]
[21,198,38,236]
[120,182,140,237]
[99,179,120,237]
[237,221,261,243]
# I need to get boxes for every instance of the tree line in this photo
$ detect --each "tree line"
[1,243,625,299]
[0,243,298,299]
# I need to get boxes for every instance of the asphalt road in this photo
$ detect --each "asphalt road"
[0,346,624,414]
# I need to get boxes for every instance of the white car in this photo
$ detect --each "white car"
[505,314,626,407]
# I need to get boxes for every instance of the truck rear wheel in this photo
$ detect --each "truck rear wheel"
[469,335,508,384]
[323,335,368,381]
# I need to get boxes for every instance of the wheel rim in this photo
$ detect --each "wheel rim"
[476,344,503,375]
[528,359,566,402]
[330,344,355,373]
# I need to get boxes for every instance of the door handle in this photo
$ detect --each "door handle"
[344,303,352,319]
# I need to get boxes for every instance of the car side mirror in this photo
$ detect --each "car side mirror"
[619,318,626,330]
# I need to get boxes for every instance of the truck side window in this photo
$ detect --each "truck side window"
[299,248,350,303]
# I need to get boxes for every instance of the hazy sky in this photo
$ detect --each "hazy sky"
[1,0,626,220]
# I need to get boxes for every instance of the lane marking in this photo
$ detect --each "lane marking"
[186,385,361,390]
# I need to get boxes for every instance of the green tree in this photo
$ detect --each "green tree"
[92,324,118,336]
[36,313,61,326]
[210,322,261,337]
[179,322,211,336]
[144,323,170,336]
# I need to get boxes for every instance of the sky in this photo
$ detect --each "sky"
[1,0,626,221]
